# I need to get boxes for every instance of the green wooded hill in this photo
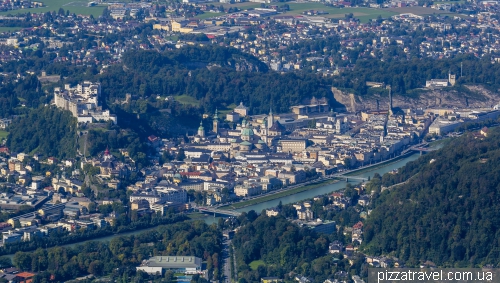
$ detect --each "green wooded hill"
[98,47,333,115]
[363,129,500,267]
[232,212,358,283]
[6,106,77,159]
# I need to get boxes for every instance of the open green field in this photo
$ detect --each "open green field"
[222,2,261,9]
[384,6,456,15]
[433,0,465,3]
[0,27,23,33]
[277,3,397,22]
[0,0,105,16]
[249,260,265,270]
[195,12,223,20]
[219,179,337,210]
[174,95,201,107]
[0,130,8,141]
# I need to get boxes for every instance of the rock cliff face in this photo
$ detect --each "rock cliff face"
[228,57,268,72]
[332,85,500,111]
[185,57,267,73]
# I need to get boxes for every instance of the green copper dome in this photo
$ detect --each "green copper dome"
[241,127,254,136]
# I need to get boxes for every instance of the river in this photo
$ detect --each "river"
[3,151,427,259]
[235,152,421,213]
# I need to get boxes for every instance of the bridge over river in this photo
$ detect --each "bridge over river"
[197,143,438,216]
[197,206,242,217]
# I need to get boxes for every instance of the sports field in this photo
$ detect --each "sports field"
[0,0,105,16]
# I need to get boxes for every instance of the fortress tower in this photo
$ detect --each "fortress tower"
[449,71,456,86]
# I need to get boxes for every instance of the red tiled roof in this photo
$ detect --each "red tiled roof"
[17,272,36,278]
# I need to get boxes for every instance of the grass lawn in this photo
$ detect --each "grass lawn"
[0,130,8,141]
[249,260,265,270]
[174,95,201,107]
[0,27,23,33]
[218,103,237,115]
[220,179,337,210]
[0,0,105,16]
[164,35,179,42]
[195,12,223,20]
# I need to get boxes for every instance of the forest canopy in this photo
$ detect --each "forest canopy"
[7,106,77,159]
[362,128,500,267]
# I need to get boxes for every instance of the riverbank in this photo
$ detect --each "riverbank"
[343,152,413,177]
[220,179,338,210]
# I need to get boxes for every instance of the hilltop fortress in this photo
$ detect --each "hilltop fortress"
[54,81,117,124]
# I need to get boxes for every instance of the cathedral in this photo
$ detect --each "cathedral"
[191,106,287,154]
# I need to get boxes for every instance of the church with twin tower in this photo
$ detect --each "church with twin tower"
[194,104,285,153]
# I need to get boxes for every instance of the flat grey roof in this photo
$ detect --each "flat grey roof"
[144,256,202,269]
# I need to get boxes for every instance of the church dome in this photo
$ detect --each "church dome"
[241,127,254,137]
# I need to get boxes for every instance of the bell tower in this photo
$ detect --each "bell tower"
[198,121,205,138]
[268,108,274,129]
[213,109,219,134]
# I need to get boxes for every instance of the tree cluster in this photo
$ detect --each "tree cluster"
[12,220,221,283]
[7,106,77,159]
[233,212,349,283]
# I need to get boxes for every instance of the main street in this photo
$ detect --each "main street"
[222,238,233,283]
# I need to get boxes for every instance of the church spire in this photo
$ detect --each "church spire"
[213,109,219,134]
[268,107,275,130]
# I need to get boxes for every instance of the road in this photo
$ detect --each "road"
[213,145,427,210]
[222,238,232,283]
